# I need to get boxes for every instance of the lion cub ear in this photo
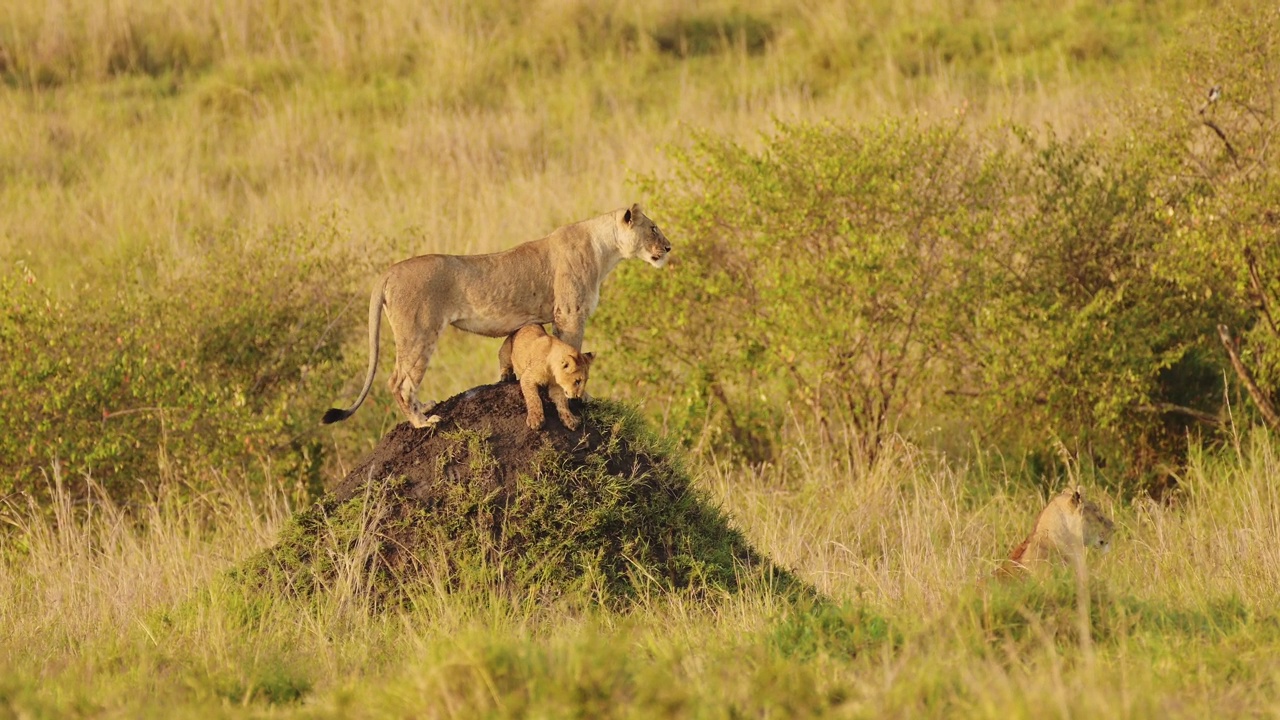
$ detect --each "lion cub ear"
[582,351,595,364]
[1070,487,1083,507]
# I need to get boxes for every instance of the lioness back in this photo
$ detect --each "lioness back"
[499,324,594,431]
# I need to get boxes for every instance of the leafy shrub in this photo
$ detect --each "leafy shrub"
[1144,2,1280,431]
[597,119,1009,463]
[0,225,360,503]
[600,115,1245,484]
[768,599,897,660]
[961,130,1237,479]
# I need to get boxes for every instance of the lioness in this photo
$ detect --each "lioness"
[998,487,1115,578]
[499,324,594,430]
[322,205,670,428]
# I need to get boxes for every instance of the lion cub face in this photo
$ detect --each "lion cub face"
[549,344,593,399]
[619,203,672,269]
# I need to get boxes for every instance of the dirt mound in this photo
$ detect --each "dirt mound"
[240,382,801,607]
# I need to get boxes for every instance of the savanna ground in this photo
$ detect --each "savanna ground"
[3,0,1280,716]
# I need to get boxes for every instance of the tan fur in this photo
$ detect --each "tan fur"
[997,487,1115,578]
[498,324,594,430]
[322,205,670,427]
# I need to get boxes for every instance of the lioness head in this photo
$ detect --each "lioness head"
[1073,489,1115,554]
[619,203,671,268]
[551,347,594,399]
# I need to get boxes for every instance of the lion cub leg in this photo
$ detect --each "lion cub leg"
[498,333,517,383]
[518,375,547,430]
[547,384,580,431]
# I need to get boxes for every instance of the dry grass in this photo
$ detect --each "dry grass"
[1,0,1185,284]
[2,428,1279,716]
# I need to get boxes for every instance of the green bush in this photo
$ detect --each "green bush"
[1144,2,1280,431]
[600,115,1244,484]
[962,130,1236,479]
[598,119,1009,463]
[0,225,359,503]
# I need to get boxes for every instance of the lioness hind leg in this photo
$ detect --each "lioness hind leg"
[387,369,437,428]
[389,319,444,428]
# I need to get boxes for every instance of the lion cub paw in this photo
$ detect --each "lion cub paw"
[526,412,546,431]
[559,411,581,431]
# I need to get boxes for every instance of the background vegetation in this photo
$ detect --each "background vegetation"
[2,0,1279,715]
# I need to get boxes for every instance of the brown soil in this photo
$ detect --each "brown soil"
[331,380,652,505]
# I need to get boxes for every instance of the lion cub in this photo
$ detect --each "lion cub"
[997,487,1115,578]
[499,325,594,431]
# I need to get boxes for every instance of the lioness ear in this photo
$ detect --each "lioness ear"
[1071,488,1083,507]
[623,206,633,225]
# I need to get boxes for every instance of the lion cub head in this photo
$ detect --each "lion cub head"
[548,341,594,400]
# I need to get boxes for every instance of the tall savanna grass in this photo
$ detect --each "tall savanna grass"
[1,0,1191,283]
[2,430,1278,716]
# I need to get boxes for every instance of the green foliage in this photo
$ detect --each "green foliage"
[602,91,1266,482]
[1143,2,1280,429]
[599,119,1009,463]
[768,599,898,660]
[0,225,359,502]
[959,130,1236,479]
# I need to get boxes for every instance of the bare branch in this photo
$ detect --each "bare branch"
[1217,323,1280,430]
[1201,117,1242,168]
[1136,403,1222,427]
[1245,246,1280,338]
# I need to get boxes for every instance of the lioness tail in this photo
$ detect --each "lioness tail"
[321,275,386,425]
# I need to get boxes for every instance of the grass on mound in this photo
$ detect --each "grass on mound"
[232,390,808,609]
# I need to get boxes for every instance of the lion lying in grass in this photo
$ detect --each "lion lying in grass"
[997,487,1115,578]
[499,324,594,431]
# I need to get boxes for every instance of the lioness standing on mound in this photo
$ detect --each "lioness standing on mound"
[499,324,594,430]
[323,205,670,428]
[997,487,1115,578]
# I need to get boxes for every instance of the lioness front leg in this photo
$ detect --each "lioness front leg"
[552,295,587,352]
[552,301,590,400]
[519,377,546,430]
[548,385,580,430]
